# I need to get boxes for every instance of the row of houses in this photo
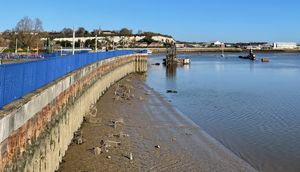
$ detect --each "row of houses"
[52,35,175,48]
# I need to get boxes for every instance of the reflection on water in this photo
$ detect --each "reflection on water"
[146,53,300,172]
[166,63,191,79]
[166,64,177,79]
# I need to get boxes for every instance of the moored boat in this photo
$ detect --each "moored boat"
[239,49,256,60]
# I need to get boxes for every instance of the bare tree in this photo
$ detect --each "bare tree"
[15,16,34,49]
[14,16,44,52]
[34,18,43,33]
[33,18,44,54]
[15,16,33,32]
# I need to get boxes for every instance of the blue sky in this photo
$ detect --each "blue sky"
[0,0,299,43]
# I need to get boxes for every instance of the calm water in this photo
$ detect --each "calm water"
[146,53,300,172]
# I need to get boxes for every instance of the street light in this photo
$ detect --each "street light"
[95,26,101,52]
[15,38,18,54]
[72,27,76,55]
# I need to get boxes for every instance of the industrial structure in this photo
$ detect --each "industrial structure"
[273,42,297,49]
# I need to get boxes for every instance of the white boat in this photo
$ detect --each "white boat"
[183,58,191,64]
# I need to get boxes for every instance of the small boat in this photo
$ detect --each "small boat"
[179,58,191,65]
[261,57,270,62]
[239,49,256,60]
[163,58,191,65]
[221,43,225,57]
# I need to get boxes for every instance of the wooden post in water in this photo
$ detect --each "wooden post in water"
[165,43,177,65]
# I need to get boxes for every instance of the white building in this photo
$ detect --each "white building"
[245,45,262,50]
[176,43,185,48]
[213,41,223,46]
[273,42,297,49]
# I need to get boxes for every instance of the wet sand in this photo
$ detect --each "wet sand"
[58,74,256,172]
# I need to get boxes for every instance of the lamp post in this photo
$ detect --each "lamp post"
[95,33,97,52]
[15,38,18,54]
[95,26,101,52]
[37,36,39,55]
[72,27,75,55]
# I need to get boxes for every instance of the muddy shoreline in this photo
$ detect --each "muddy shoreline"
[58,74,256,172]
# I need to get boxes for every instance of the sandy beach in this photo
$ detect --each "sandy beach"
[58,74,257,172]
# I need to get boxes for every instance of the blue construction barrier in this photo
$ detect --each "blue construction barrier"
[0,50,140,109]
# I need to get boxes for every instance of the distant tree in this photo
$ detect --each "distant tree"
[91,29,99,36]
[62,28,73,37]
[0,36,7,47]
[57,40,72,48]
[120,28,133,36]
[55,41,61,45]
[142,31,173,38]
[92,28,103,36]
[2,30,18,49]
[76,27,85,37]
[64,40,72,47]
[85,39,95,48]
[164,42,173,48]
[140,35,155,45]
[76,27,90,37]
[75,39,85,48]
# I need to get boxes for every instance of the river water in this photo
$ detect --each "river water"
[146,53,300,172]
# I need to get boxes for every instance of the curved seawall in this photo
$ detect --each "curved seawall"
[0,53,147,171]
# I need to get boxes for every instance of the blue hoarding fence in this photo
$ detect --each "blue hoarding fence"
[0,50,140,109]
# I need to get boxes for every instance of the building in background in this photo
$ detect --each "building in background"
[176,43,185,48]
[135,42,148,48]
[273,42,297,49]
[148,42,164,48]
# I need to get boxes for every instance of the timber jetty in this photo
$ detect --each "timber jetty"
[163,43,190,65]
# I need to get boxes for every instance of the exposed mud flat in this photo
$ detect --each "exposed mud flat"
[58,74,256,172]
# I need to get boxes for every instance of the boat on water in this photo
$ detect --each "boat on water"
[221,43,225,57]
[163,57,191,65]
[239,49,256,60]
[178,58,191,65]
